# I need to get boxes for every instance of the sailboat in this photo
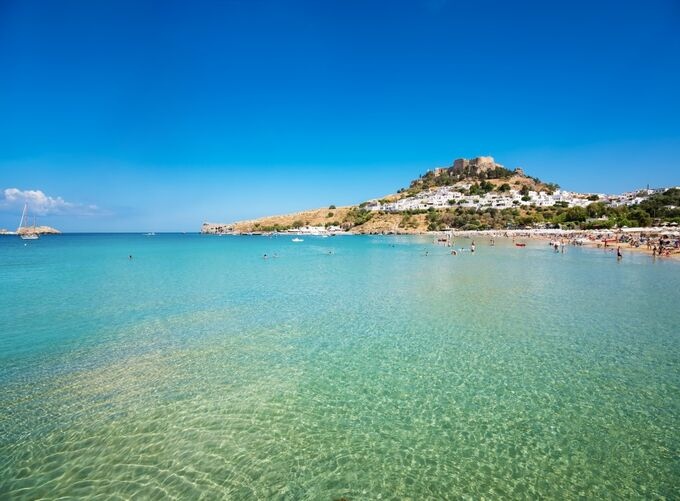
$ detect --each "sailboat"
[18,203,39,240]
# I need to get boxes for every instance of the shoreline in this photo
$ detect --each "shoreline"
[446,227,680,260]
[217,226,680,260]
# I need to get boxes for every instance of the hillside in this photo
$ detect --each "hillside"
[203,206,354,234]
[201,209,429,234]
[201,156,678,234]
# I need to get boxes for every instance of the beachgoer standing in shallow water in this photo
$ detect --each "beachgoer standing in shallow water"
[471,241,476,253]
[617,247,622,260]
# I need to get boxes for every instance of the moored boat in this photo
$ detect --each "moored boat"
[18,204,39,240]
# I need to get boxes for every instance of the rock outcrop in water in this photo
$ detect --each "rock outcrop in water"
[1,226,61,235]
[17,226,61,235]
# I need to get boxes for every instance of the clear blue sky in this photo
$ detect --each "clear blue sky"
[1,0,678,231]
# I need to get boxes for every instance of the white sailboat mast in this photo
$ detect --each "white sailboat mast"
[19,203,28,230]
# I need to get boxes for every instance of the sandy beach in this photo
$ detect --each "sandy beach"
[445,227,680,260]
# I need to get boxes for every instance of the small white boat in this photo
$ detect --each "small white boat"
[18,203,39,240]
[291,237,304,242]
[144,232,156,236]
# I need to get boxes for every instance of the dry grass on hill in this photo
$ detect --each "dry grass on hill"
[354,213,427,233]
[209,204,429,234]
[229,206,353,232]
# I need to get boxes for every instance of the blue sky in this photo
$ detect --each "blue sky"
[1,0,679,232]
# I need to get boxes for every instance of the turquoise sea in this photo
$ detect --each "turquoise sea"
[1,234,679,499]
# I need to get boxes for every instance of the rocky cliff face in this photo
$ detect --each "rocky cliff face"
[201,223,233,234]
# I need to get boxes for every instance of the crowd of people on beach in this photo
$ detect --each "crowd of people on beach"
[446,228,680,260]
[589,233,678,258]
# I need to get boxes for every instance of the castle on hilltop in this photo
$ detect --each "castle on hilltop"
[433,156,524,178]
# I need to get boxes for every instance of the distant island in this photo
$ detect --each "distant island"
[202,156,680,234]
[0,226,61,236]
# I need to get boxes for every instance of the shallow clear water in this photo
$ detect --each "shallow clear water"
[1,234,679,499]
